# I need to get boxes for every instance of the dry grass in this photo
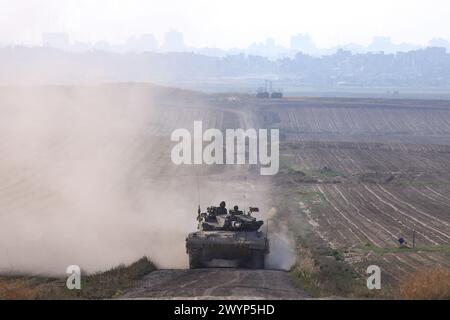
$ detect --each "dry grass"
[0,257,156,300]
[0,279,39,300]
[398,267,450,300]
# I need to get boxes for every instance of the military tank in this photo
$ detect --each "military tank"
[186,204,269,269]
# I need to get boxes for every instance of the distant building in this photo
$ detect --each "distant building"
[290,34,316,54]
[127,34,158,52]
[423,46,447,59]
[366,36,420,54]
[247,37,289,59]
[71,41,92,53]
[265,37,276,48]
[42,33,69,50]
[368,36,392,53]
[93,41,112,52]
[429,38,450,52]
[161,30,185,52]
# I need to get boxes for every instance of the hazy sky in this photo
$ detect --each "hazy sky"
[1,0,450,48]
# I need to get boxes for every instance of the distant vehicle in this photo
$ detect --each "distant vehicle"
[256,80,283,99]
[256,91,270,99]
[186,205,269,269]
[387,90,400,97]
[270,91,283,99]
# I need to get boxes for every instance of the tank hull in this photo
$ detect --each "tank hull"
[186,231,269,269]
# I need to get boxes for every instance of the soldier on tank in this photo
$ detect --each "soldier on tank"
[230,205,243,215]
[217,201,227,215]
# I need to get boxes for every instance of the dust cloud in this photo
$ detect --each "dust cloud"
[0,86,197,275]
[0,85,296,275]
[264,208,297,271]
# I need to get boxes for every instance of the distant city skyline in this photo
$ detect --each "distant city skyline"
[2,0,450,50]
[2,44,449,90]
[32,31,450,59]
[6,30,450,55]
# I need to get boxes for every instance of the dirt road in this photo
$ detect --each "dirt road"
[122,269,308,300]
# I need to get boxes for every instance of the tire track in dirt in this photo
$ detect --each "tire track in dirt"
[122,269,308,300]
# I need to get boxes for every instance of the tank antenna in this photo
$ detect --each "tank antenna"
[244,176,248,213]
[196,171,201,213]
